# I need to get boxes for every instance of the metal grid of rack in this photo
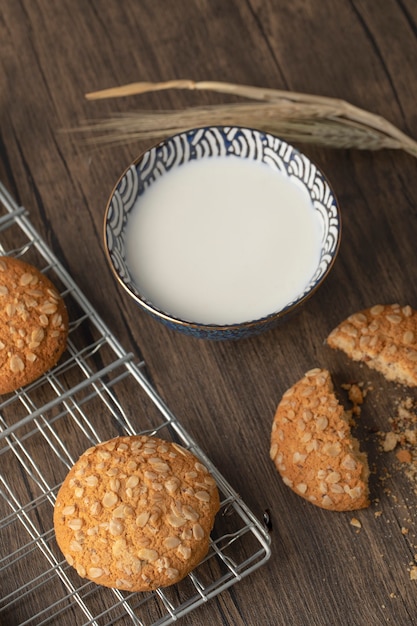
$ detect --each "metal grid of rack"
[0,182,271,625]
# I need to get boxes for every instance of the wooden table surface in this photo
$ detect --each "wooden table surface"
[2,1,417,624]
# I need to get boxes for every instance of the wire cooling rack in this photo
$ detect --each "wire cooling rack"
[0,182,271,625]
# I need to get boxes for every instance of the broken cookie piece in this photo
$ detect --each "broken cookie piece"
[327,304,417,387]
[270,368,369,511]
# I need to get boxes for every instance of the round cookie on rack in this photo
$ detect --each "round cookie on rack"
[0,255,68,393]
[54,435,220,591]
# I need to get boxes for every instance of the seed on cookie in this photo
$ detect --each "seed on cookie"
[164,536,181,549]
[9,355,24,373]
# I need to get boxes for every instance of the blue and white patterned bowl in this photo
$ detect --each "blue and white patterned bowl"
[104,126,341,340]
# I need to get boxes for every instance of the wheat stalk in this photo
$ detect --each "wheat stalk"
[77,79,417,156]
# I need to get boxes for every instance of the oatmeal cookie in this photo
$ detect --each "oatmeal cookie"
[0,256,68,393]
[327,304,417,387]
[270,368,369,511]
[54,435,220,591]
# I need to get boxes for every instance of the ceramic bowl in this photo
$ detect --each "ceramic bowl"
[104,126,341,340]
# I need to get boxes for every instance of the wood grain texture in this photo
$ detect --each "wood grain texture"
[2,0,417,624]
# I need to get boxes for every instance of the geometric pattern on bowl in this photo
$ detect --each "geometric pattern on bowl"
[104,126,341,339]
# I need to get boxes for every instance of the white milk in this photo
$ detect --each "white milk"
[126,156,322,325]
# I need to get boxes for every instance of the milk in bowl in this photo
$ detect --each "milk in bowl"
[125,156,322,325]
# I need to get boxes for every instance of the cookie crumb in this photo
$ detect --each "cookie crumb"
[383,432,398,452]
[396,449,412,464]
[410,566,417,581]
[341,381,367,416]
[350,517,362,529]
[380,398,417,482]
